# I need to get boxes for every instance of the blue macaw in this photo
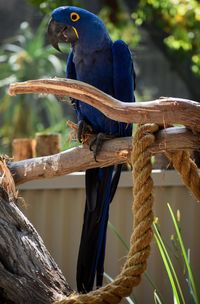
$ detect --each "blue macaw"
[48,6,136,293]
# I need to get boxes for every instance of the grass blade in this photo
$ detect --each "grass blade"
[154,224,186,304]
[167,203,199,304]
[154,290,163,304]
[144,272,166,304]
[108,221,129,250]
[154,232,181,304]
[108,221,165,302]
[103,272,137,304]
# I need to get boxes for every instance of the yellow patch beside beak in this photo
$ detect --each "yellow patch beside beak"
[72,27,79,39]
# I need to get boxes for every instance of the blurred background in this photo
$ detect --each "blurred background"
[0,0,199,155]
[0,1,200,303]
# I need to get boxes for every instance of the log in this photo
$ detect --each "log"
[12,138,36,161]
[8,127,200,186]
[35,133,61,156]
[0,159,73,303]
[8,78,200,129]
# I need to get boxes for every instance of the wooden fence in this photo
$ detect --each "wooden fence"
[20,170,200,303]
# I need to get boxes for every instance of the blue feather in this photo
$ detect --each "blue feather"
[51,6,136,292]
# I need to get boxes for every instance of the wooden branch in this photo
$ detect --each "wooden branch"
[10,138,130,186]
[151,126,200,153]
[0,160,73,303]
[8,127,200,186]
[8,78,200,129]
[3,76,200,302]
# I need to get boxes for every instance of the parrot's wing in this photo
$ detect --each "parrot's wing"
[112,39,135,103]
[66,50,76,79]
[66,51,83,118]
[76,41,136,293]
[109,40,136,205]
[112,39,135,138]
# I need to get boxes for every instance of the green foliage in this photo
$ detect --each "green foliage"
[154,222,185,304]
[167,204,199,303]
[0,18,70,154]
[27,0,200,77]
[99,7,140,49]
[154,204,199,304]
[28,0,140,49]
[133,0,200,76]
[28,0,80,14]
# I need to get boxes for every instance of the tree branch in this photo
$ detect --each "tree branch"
[8,126,200,186]
[8,78,200,129]
[3,78,200,302]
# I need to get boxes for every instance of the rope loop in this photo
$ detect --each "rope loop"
[54,123,200,303]
[55,123,159,304]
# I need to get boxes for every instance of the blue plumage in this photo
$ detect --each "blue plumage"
[48,6,136,293]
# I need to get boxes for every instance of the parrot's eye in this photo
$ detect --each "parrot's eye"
[70,12,80,22]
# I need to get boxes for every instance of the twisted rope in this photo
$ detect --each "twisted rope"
[166,151,200,202]
[55,123,159,304]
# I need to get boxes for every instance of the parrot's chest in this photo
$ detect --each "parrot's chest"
[73,48,119,134]
[73,48,113,94]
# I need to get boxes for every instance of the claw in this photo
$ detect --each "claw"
[89,133,114,162]
[78,120,93,143]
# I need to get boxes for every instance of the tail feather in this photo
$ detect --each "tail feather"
[110,165,122,203]
[76,165,121,293]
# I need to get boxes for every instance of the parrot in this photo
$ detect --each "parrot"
[48,6,136,293]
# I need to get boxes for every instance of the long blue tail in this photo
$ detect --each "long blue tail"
[76,165,122,293]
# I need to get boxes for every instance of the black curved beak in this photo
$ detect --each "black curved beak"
[48,18,78,52]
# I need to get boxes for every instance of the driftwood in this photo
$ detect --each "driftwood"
[0,78,198,303]
[9,78,200,129]
[7,126,200,186]
[0,159,73,303]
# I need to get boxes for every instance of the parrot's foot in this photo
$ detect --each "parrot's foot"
[89,133,114,162]
[78,120,93,143]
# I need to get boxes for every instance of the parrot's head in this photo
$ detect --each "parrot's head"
[48,6,110,52]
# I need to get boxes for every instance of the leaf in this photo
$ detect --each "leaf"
[167,203,200,304]
[108,221,129,250]
[154,290,163,304]
[154,232,181,304]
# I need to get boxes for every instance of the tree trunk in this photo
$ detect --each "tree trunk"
[0,159,73,303]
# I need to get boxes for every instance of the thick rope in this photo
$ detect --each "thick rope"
[55,123,159,304]
[54,123,200,303]
[166,151,200,202]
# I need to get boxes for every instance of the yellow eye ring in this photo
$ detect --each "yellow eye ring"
[70,12,80,22]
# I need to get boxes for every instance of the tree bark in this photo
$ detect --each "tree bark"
[0,159,73,303]
[7,126,200,186]
[4,78,200,302]
[8,79,200,129]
